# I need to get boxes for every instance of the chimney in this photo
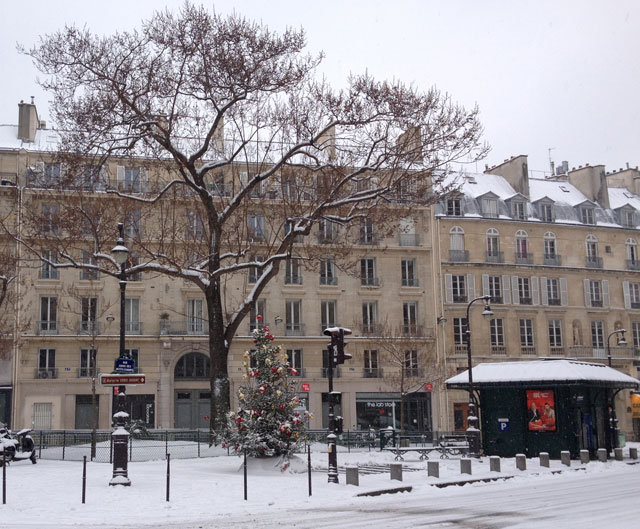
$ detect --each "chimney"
[17,99,40,143]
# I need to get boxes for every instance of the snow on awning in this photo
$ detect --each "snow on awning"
[445,359,640,389]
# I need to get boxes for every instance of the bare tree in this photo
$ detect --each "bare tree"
[18,2,487,434]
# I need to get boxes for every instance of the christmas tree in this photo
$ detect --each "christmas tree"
[223,317,310,460]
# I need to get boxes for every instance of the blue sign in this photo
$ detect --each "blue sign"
[114,357,135,374]
[498,418,510,432]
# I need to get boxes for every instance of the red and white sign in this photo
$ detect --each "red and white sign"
[100,374,146,386]
[301,383,310,392]
[424,383,433,392]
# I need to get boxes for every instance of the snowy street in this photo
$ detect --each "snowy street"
[2,445,639,529]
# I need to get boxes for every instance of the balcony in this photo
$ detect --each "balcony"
[320,276,338,286]
[317,233,337,244]
[249,321,270,334]
[452,295,467,303]
[360,277,380,287]
[159,319,208,335]
[36,321,58,335]
[627,260,640,271]
[515,253,534,265]
[549,347,565,356]
[289,367,305,377]
[403,367,423,378]
[586,256,603,269]
[35,367,58,380]
[399,233,420,246]
[568,345,639,360]
[402,278,419,287]
[520,346,537,356]
[77,367,97,378]
[547,298,561,306]
[402,324,425,337]
[486,251,504,264]
[363,368,383,378]
[284,275,303,285]
[125,321,143,335]
[454,344,467,355]
[360,323,382,336]
[39,269,59,280]
[449,249,469,262]
[632,302,640,310]
[490,296,503,304]
[590,299,603,308]
[519,297,532,305]
[491,345,507,356]
[544,254,562,266]
[359,234,379,246]
[285,323,305,336]
[78,322,101,335]
[208,182,232,197]
[322,367,341,378]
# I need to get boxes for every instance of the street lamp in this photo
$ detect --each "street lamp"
[110,222,130,486]
[465,295,493,457]
[606,328,626,452]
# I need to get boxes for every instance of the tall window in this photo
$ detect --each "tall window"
[186,211,204,239]
[540,203,554,223]
[285,259,302,285]
[449,226,465,251]
[589,280,602,307]
[446,198,461,216]
[452,275,466,303]
[487,275,502,303]
[632,322,640,349]
[80,348,97,377]
[404,350,419,377]
[42,204,59,235]
[403,301,418,334]
[360,218,375,244]
[482,198,498,218]
[513,201,527,220]
[627,238,638,264]
[285,300,302,335]
[401,259,417,287]
[547,278,560,305]
[117,166,143,193]
[43,162,62,186]
[363,349,379,377]
[188,299,204,334]
[125,348,139,371]
[548,320,563,348]
[515,230,529,258]
[248,213,265,240]
[38,348,56,378]
[124,208,141,238]
[362,301,377,333]
[40,296,57,333]
[320,259,336,285]
[249,299,266,331]
[321,300,337,331]
[175,353,210,379]
[586,235,598,262]
[81,250,99,280]
[453,317,467,345]
[40,250,58,280]
[125,298,140,333]
[81,297,97,333]
[544,232,557,258]
[360,258,377,286]
[318,219,335,243]
[286,349,302,375]
[630,282,640,308]
[591,321,605,349]
[490,319,505,353]
[248,255,263,283]
[518,277,531,304]
[519,319,535,348]
[486,228,500,257]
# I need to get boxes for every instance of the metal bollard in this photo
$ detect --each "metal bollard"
[515,454,526,471]
[630,447,638,460]
[460,458,472,475]
[390,463,403,481]
[614,448,623,461]
[580,450,590,464]
[561,451,571,467]
[597,448,607,462]
[427,461,439,478]
[346,466,359,486]
[489,456,501,472]
[539,452,550,468]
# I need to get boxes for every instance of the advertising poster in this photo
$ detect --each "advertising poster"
[526,389,556,431]
[631,393,640,419]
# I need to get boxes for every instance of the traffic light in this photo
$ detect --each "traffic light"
[335,416,344,435]
[323,327,352,365]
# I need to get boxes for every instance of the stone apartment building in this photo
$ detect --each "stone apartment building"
[1,101,639,441]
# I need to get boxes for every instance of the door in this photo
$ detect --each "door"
[75,395,99,429]
[454,402,469,431]
[174,390,211,429]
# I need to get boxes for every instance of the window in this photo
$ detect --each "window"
[80,348,97,377]
[360,218,375,244]
[632,322,640,349]
[453,317,467,345]
[40,250,58,280]
[32,403,52,430]
[43,162,62,186]
[548,320,563,348]
[117,166,144,193]
[285,300,302,335]
[487,275,502,303]
[249,300,266,331]
[623,210,636,228]
[81,297,97,333]
[363,349,379,377]
[627,238,638,263]
[591,321,605,349]
[515,230,529,259]
[513,201,527,220]
[544,232,557,258]
[452,275,466,303]
[40,296,57,333]
[589,280,602,307]
[401,259,417,287]
[285,259,302,285]
[125,298,140,333]
[547,278,560,305]
[38,348,56,379]
[450,226,465,250]
[248,214,265,240]
[586,235,598,259]
[627,282,640,309]
[486,228,500,258]
[446,198,461,216]
[248,255,263,283]
[187,299,204,334]
[362,301,378,333]
[360,258,378,286]
[124,209,141,238]
[403,301,418,334]
[174,352,210,379]
[127,253,142,281]
[518,277,531,304]
[490,319,505,353]
[540,203,554,223]
[318,219,336,243]
[80,250,99,280]
[125,348,139,372]
[321,300,337,331]
[404,350,419,377]
[42,204,59,235]
[519,319,535,348]
[581,207,595,225]
[482,198,498,218]
[320,258,337,285]
[187,211,204,239]
[286,349,302,375]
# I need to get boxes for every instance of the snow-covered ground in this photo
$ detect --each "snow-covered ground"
[2,443,639,529]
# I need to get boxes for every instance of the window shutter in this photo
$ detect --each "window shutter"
[467,274,476,299]
[60,163,68,179]
[623,281,631,309]
[502,275,511,304]
[602,280,610,307]
[445,274,453,303]
[584,279,591,307]
[511,276,520,305]
[560,278,568,306]
[531,277,540,305]
[36,161,45,174]
[482,274,489,297]
[540,277,548,305]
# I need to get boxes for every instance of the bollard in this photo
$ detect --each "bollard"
[2,451,6,504]
[82,456,87,504]
[390,463,403,481]
[307,444,312,497]
[597,448,607,462]
[427,461,440,478]
[630,447,638,460]
[460,458,472,475]
[166,453,170,502]
[346,466,359,486]
[489,456,501,472]
[515,454,526,471]
[539,452,550,468]
[561,451,571,467]
[614,448,623,461]
[580,450,589,464]
[243,450,248,500]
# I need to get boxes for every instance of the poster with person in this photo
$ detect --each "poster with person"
[526,390,556,431]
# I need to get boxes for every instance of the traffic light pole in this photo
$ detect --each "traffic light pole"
[327,343,338,484]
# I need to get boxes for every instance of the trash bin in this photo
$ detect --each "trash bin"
[618,432,626,448]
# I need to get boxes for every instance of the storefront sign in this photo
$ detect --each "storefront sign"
[365,401,394,408]
[301,383,310,392]
[526,389,556,432]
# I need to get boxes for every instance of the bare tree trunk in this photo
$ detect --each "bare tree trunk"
[206,283,229,443]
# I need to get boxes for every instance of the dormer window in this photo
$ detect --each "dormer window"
[581,207,595,225]
[540,203,554,223]
[513,201,527,220]
[622,209,636,228]
[482,198,498,218]
[446,198,461,216]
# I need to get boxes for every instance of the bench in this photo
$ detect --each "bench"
[383,439,469,461]
[438,434,470,458]
[382,446,441,461]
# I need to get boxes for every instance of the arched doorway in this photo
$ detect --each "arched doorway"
[173,352,211,429]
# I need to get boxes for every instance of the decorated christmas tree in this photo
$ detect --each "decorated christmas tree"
[223,317,310,460]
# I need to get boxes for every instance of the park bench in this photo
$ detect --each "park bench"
[383,435,470,461]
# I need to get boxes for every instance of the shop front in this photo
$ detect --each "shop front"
[355,392,431,432]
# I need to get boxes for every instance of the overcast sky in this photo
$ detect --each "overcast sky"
[2,0,638,175]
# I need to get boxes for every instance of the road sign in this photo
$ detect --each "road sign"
[100,374,146,386]
[498,418,510,432]
[301,383,310,392]
[424,383,433,392]
[114,357,135,374]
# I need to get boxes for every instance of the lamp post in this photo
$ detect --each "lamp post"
[110,222,130,486]
[606,328,626,452]
[465,295,493,458]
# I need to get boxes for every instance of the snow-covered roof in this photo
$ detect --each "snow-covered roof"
[608,186,640,211]
[441,172,518,200]
[446,359,640,389]
[529,178,590,207]
[0,125,59,152]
